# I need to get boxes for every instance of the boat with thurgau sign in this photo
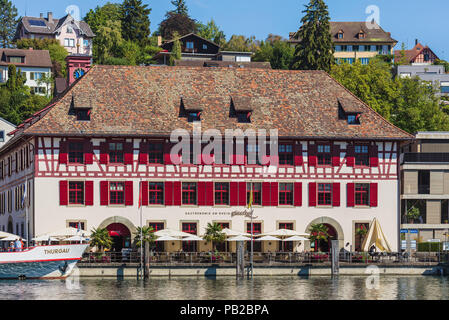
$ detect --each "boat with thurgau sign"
[0,244,88,279]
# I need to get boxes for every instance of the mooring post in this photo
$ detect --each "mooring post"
[331,240,340,276]
[236,241,244,279]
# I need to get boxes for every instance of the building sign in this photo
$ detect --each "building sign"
[185,209,258,219]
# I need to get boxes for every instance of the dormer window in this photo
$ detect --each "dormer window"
[237,112,251,123]
[337,31,344,39]
[187,111,201,122]
[76,109,91,121]
[358,31,366,39]
[348,113,361,125]
[8,56,24,63]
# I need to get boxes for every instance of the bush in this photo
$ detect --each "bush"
[417,242,442,252]
[103,56,130,65]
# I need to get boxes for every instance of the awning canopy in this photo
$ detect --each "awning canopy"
[261,229,309,237]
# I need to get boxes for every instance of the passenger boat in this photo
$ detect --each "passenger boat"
[0,244,88,279]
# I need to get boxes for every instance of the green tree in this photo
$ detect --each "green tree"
[169,32,182,66]
[170,0,188,15]
[159,12,197,40]
[36,73,53,97]
[396,42,409,66]
[121,0,151,45]
[95,20,124,64]
[203,223,226,252]
[0,0,18,48]
[89,228,113,252]
[291,0,334,72]
[253,37,294,70]
[84,2,122,35]
[308,223,330,251]
[118,40,141,65]
[435,59,449,73]
[223,35,259,53]
[197,19,226,47]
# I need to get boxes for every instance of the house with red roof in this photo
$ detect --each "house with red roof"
[394,40,439,65]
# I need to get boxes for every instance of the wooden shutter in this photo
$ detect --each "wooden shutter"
[198,182,206,206]
[238,182,246,206]
[346,144,355,167]
[270,182,278,206]
[369,145,379,167]
[99,142,109,165]
[125,181,133,206]
[139,141,149,165]
[59,181,68,205]
[141,181,149,206]
[294,143,303,166]
[205,182,214,206]
[173,181,182,206]
[370,183,378,207]
[309,182,317,207]
[84,140,93,165]
[59,141,68,164]
[332,144,340,167]
[85,181,94,206]
[347,183,355,207]
[308,144,317,167]
[124,142,133,165]
[230,182,239,206]
[294,182,302,207]
[332,183,340,207]
[262,182,271,206]
[100,181,109,206]
[165,181,173,206]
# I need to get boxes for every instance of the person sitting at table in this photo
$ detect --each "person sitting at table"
[8,241,14,252]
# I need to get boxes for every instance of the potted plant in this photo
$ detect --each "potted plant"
[406,207,420,224]
[89,228,113,262]
[308,223,330,253]
[356,225,368,246]
[203,223,226,254]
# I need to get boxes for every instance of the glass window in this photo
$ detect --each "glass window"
[335,45,342,52]
[279,183,293,205]
[148,182,164,205]
[68,221,85,230]
[338,32,343,39]
[68,141,84,164]
[67,26,73,33]
[83,39,89,47]
[109,182,125,205]
[441,86,449,94]
[148,142,163,164]
[246,144,260,165]
[182,182,197,205]
[202,44,207,50]
[348,114,360,125]
[370,45,377,52]
[318,183,332,206]
[182,222,197,252]
[186,41,194,49]
[76,109,90,121]
[247,182,262,206]
[0,131,4,142]
[353,45,359,52]
[355,183,369,206]
[279,144,293,165]
[109,142,124,163]
[355,145,369,166]
[215,182,229,205]
[317,144,331,166]
[347,45,353,52]
[418,171,430,194]
[69,181,84,205]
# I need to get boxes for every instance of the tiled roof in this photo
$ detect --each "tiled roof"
[393,43,439,63]
[19,15,94,38]
[0,48,52,68]
[18,65,412,140]
[175,60,271,69]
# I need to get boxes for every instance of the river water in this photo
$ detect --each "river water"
[1,275,448,300]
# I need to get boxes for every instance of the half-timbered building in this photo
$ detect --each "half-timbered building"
[0,65,412,252]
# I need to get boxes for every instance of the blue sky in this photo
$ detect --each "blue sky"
[13,0,449,60]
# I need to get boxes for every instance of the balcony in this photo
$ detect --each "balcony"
[402,153,449,164]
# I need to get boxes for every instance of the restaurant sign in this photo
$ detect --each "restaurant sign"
[185,209,258,219]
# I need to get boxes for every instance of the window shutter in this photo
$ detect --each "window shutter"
[99,142,109,165]
[173,181,181,206]
[141,181,148,206]
[270,182,278,206]
[124,143,133,165]
[83,140,93,165]
[164,143,181,165]
[332,183,340,207]
[294,143,303,166]
[347,183,355,207]
[198,182,206,206]
[346,144,355,167]
[238,182,246,206]
[262,182,271,206]
[370,183,378,207]
[59,141,68,164]
[139,142,149,165]
[294,182,302,207]
[369,145,379,167]
[125,181,133,206]
[165,181,173,206]
[309,182,317,207]
[332,144,340,167]
[59,181,68,205]
[308,144,317,167]
[85,181,94,206]
[100,181,109,206]
[230,182,239,206]
[206,182,214,206]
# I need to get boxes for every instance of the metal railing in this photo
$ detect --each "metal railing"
[402,153,449,164]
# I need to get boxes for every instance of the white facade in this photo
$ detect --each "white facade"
[0,66,52,96]
[0,118,16,149]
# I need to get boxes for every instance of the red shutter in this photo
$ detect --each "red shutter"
[332,183,340,207]
[262,182,271,206]
[125,181,133,206]
[165,181,173,206]
[238,182,246,206]
[346,144,355,167]
[230,182,239,206]
[100,181,109,206]
[198,182,206,206]
[294,182,302,207]
[99,142,109,165]
[139,142,149,165]
[84,140,93,165]
[141,181,148,206]
[124,143,133,165]
[332,144,340,167]
[59,181,68,205]
[270,182,278,207]
[370,145,379,167]
[206,182,214,206]
[309,182,317,207]
[308,144,317,167]
[294,143,303,166]
[164,143,181,165]
[59,141,68,164]
[370,183,378,207]
[173,181,181,206]
[347,183,355,207]
[85,181,94,206]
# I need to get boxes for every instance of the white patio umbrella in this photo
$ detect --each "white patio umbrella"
[221,228,247,237]
[156,235,179,242]
[0,231,21,240]
[154,229,192,238]
[0,235,21,241]
[261,229,310,237]
[283,236,309,242]
[361,218,392,253]
[66,235,88,242]
[255,235,280,242]
[44,227,90,238]
[227,235,251,242]
[182,235,204,241]
[32,235,59,242]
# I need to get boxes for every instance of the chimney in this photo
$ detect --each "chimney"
[39,13,43,18]
[415,39,418,46]
[28,47,33,51]
[47,12,53,24]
